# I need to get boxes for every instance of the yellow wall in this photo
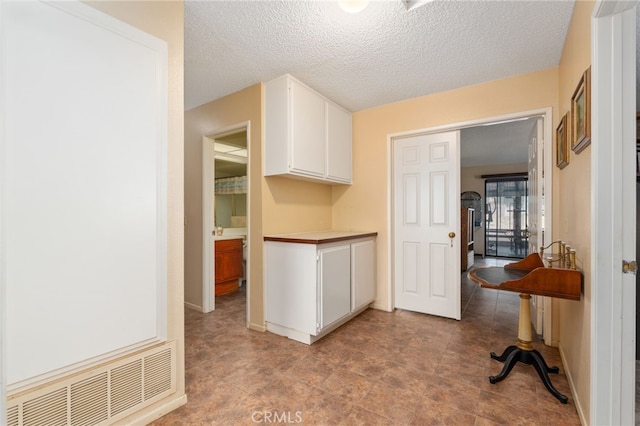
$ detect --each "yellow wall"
[84,0,186,422]
[263,176,333,234]
[461,163,528,256]
[555,1,594,422]
[333,68,559,309]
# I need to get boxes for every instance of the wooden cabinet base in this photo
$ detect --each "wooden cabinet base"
[214,238,243,296]
[215,279,239,296]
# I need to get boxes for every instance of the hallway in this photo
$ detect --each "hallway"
[153,259,580,424]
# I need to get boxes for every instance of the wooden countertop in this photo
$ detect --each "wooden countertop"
[264,230,377,244]
[213,235,244,241]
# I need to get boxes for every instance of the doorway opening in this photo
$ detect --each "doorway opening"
[202,122,250,317]
[388,108,552,332]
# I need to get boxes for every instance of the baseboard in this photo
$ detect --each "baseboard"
[248,322,266,332]
[184,301,203,312]
[371,303,393,312]
[559,345,587,425]
[121,393,187,425]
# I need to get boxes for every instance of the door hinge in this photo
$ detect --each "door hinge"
[623,260,637,275]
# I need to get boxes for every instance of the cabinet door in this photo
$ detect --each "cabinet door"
[264,75,290,176]
[220,249,243,281]
[326,102,352,183]
[215,239,243,282]
[318,245,351,330]
[351,239,376,311]
[264,242,318,335]
[289,80,326,178]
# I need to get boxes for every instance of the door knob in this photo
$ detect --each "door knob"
[448,232,456,247]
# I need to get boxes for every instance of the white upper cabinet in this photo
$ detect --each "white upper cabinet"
[290,80,326,178]
[264,74,352,184]
[326,101,352,183]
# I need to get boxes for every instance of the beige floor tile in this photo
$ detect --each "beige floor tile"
[423,379,483,414]
[318,366,376,403]
[357,381,421,424]
[412,397,477,425]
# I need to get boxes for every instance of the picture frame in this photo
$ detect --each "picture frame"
[571,66,591,154]
[556,112,569,169]
[636,113,640,177]
[637,142,640,177]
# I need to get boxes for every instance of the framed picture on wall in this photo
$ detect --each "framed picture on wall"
[556,112,569,169]
[637,141,640,177]
[571,66,591,154]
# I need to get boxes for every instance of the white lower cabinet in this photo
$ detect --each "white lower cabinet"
[264,233,376,344]
[351,239,376,312]
[318,245,351,329]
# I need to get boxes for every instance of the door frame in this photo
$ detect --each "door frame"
[201,121,250,314]
[590,2,636,424]
[387,108,553,339]
[1,0,6,420]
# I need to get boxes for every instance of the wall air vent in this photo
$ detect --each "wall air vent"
[110,360,143,416]
[6,342,175,426]
[70,373,109,426]
[7,405,19,426]
[23,388,67,426]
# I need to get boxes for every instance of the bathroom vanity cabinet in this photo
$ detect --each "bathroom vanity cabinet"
[215,238,243,296]
[264,231,376,344]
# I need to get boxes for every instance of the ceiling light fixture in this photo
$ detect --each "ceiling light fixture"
[403,0,435,11]
[338,0,369,13]
[214,142,247,164]
[214,152,247,164]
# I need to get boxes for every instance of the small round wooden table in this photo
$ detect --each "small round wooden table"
[468,253,582,404]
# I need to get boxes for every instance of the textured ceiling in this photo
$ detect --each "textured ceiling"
[460,118,537,168]
[185,0,575,112]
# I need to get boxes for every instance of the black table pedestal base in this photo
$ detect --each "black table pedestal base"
[489,345,568,404]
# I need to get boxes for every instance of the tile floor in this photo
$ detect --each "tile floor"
[152,258,581,425]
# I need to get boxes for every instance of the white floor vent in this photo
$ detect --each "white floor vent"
[7,342,176,426]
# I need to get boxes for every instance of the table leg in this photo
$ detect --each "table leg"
[531,349,560,374]
[490,344,518,362]
[488,293,568,404]
[530,350,568,403]
[489,347,520,383]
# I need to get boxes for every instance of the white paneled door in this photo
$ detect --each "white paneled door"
[393,131,460,320]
